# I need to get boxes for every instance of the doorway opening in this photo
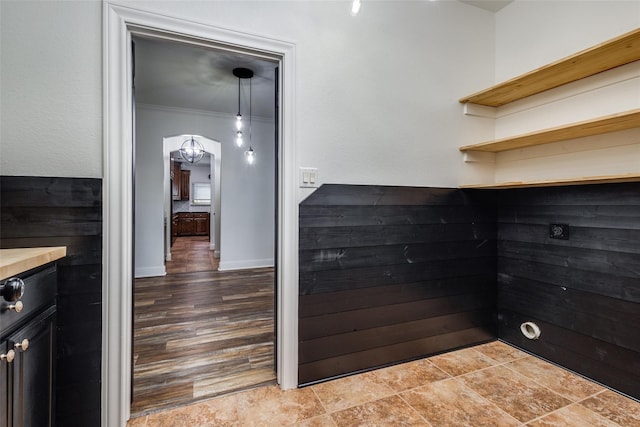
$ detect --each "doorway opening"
[131,35,279,415]
[104,6,299,424]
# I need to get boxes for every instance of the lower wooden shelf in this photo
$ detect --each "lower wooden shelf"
[460,173,640,189]
[459,109,640,153]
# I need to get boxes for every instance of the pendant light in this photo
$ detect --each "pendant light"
[179,135,205,163]
[351,0,361,15]
[245,146,256,165]
[233,68,254,148]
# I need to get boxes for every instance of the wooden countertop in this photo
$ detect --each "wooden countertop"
[0,247,67,280]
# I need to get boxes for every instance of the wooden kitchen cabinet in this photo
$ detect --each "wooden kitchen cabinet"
[172,162,181,201]
[180,170,190,201]
[1,264,58,427]
[6,307,56,427]
[193,213,210,236]
[175,212,209,237]
[172,166,191,201]
[177,214,195,235]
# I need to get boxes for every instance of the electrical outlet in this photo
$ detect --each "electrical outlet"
[549,224,570,240]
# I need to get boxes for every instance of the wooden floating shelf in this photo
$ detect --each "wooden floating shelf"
[459,109,640,153]
[461,173,640,189]
[459,28,640,107]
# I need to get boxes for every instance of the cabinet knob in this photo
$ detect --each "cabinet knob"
[8,301,24,312]
[1,277,25,302]
[0,349,15,363]
[15,339,29,352]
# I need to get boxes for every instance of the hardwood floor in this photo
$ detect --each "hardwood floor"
[132,263,276,415]
[165,236,219,274]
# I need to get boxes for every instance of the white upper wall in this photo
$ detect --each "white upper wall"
[495,0,640,82]
[0,0,495,189]
[0,0,103,178]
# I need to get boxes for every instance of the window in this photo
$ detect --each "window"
[192,182,211,205]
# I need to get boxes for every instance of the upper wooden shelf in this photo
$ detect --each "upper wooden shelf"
[459,28,640,107]
[459,109,640,153]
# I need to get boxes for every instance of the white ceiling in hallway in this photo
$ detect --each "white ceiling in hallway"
[133,36,278,120]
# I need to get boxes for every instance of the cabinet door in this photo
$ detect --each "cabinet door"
[177,216,194,236]
[180,170,190,201]
[9,307,55,427]
[172,216,179,243]
[194,214,209,236]
[184,217,196,235]
[172,163,181,200]
[194,218,206,235]
[0,340,9,427]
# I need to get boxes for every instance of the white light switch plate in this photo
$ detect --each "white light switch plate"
[299,167,319,188]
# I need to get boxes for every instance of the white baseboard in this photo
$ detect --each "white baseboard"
[214,250,220,258]
[218,258,274,271]
[209,243,216,251]
[134,266,166,278]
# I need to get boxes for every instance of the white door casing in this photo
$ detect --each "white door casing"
[103,3,298,426]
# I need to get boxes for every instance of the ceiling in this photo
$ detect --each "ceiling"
[458,0,513,12]
[133,36,278,119]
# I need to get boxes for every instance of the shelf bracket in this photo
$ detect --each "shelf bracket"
[463,151,496,163]
[463,103,496,118]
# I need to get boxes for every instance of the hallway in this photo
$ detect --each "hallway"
[132,266,276,415]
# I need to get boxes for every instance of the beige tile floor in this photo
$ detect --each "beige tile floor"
[127,341,640,427]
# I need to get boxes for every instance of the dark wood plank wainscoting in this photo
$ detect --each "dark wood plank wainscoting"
[496,182,640,400]
[0,176,102,426]
[298,185,497,385]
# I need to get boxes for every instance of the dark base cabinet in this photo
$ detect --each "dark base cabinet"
[1,341,8,426]
[7,307,56,427]
[1,265,57,427]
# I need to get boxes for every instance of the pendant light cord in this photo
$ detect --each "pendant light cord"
[237,76,241,115]
[249,77,252,144]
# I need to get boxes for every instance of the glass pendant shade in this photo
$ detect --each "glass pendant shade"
[235,131,243,147]
[235,113,242,130]
[179,136,205,163]
[245,146,256,165]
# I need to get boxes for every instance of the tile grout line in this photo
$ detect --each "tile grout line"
[453,360,568,425]
[423,358,456,379]
[396,391,435,427]
[449,376,526,426]
[522,401,625,427]
[309,386,331,419]
[500,358,604,405]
